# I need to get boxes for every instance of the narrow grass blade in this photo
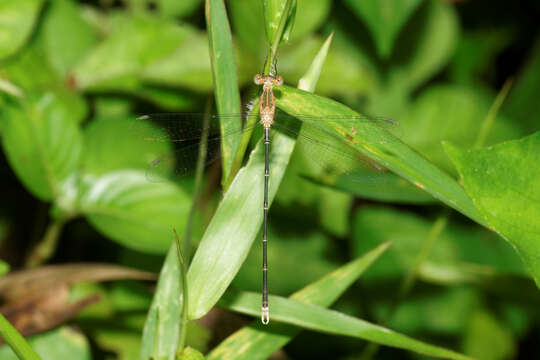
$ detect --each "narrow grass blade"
[263,0,297,45]
[275,87,487,227]
[205,0,242,184]
[218,291,472,360]
[0,313,41,360]
[139,245,183,360]
[207,242,391,360]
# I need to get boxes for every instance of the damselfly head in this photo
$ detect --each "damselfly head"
[272,75,283,86]
[254,73,264,85]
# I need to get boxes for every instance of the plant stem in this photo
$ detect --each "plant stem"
[267,0,294,76]
[25,216,68,267]
[175,99,213,354]
[0,313,42,360]
[183,99,212,259]
[174,229,189,355]
[474,78,513,149]
[360,212,449,360]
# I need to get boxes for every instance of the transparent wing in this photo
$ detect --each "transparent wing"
[131,111,400,183]
[273,112,402,143]
[130,113,253,182]
[272,122,386,185]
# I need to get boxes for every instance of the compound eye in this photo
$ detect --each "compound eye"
[274,75,283,86]
[254,74,264,85]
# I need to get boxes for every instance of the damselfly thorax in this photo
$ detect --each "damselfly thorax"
[254,73,283,129]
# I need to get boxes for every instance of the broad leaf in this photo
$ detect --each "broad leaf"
[1,91,84,201]
[290,0,331,42]
[462,310,516,360]
[234,231,336,294]
[400,84,521,174]
[83,117,171,176]
[504,38,540,134]
[39,0,98,76]
[79,170,191,254]
[388,0,458,92]
[353,207,526,284]
[444,131,540,287]
[72,14,202,91]
[228,0,266,56]
[279,35,376,95]
[0,0,44,60]
[208,242,390,360]
[155,0,202,18]
[141,30,214,92]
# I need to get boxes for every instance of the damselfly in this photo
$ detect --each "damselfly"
[133,74,400,324]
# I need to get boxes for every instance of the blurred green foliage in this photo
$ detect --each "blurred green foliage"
[0,0,540,359]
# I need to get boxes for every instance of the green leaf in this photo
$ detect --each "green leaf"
[72,14,201,91]
[388,0,458,92]
[297,32,333,92]
[0,44,58,93]
[178,347,205,360]
[448,29,512,86]
[345,0,423,58]
[462,310,516,360]
[228,0,266,56]
[274,86,487,227]
[400,84,522,174]
[208,242,390,360]
[0,260,9,276]
[234,230,336,295]
[290,0,331,42]
[205,0,242,183]
[311,170,436,204]
[39,0,98,76]
[79,170,191,254]
[0,0,44,60]
[155,0,202,18]
[141,31,214,92]
[279,35,376,96]
[353,207,526,284]
[0,327,91,360]
[263,0,297,44]
[83,117,171,176]
[0,313,41,360]
[377,286,481,335]
[218,291,472,360]
[444,131,540,287]
[140,245,183,360]
[504,37,540,134]
[135,85,199,110]
[1,91,84,201]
